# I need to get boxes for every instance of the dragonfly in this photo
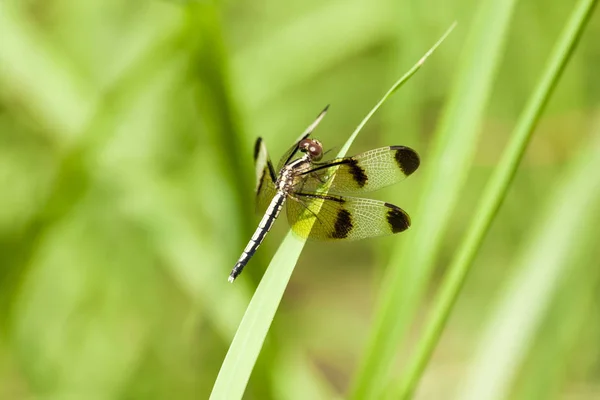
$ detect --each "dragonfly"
[229,105,420,282]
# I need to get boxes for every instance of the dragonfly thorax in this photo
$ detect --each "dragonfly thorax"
[277,138,324,193]
[276,154,312,193]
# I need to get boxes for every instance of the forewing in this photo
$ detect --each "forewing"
[277,105,330,170]
[298,146,420,195]
[255,137,278,214]
[286,193,410,241]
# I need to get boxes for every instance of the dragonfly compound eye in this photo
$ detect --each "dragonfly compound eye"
[299,139,323,161]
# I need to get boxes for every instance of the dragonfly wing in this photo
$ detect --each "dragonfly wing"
[287,192,410,241]
[255,137,278,214]
[298,146,420,195]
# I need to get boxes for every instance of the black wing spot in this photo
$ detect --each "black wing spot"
[331,209,353,239]
[256,170,266,194]
[254,137,263,161]
[391,146,420,176]
[385,203,410,233]
[347,159,368,187]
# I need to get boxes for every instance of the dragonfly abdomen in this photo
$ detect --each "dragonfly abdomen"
[229,192,286,282]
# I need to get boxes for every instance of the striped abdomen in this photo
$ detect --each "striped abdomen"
[229,192,286,282]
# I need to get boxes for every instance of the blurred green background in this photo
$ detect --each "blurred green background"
[1,0,599,399]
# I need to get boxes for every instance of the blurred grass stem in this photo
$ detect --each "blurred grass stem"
[394,0,598,397]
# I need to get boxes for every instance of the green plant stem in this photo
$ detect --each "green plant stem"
[394,0,598,398]
[352,1,517,397]
[338,22,456,157]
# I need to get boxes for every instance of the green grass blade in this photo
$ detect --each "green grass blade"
[512,235,600,400]
[338,22,456,158]
[209,26,455,400]
[351,1,519,398]
[457,113,600,400]
[394,0,598,397]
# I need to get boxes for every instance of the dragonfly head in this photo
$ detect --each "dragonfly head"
[299,138,323,161]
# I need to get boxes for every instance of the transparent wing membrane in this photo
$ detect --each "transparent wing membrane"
[287,193,410,241]
[298,146,420,195]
